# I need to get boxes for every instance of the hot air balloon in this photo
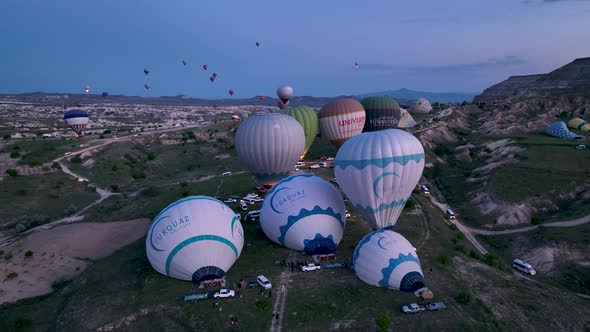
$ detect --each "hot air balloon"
[414,98,432,114]
[64,109,89,136]
[229,89,235,96]
[84,85,90,93]
[146,196,244,282]
[212,73,218,78]
[277,85,293,105]
[144,83,151,90]
[260,174,346,255]
[144,69,150,75]
[239,111,249,119]
[231,114,240,120]
[182,59,187,66]
[256,42,260,47]
[235,113,305,186]
[360,97,402,132]
[203,64,208,70]
[282,106,319,159]
[398,108,418,128]
[334,129,424,230]
[354,62,359,68]
[258,96,266,101]
[353,229,425,292]
[210,76,215,82]
[318,98,366,148]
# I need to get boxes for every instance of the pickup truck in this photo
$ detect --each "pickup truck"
[402,303,426,314]
[425,302,447,311]
[183,292,211,302]
[299,263,321,272]
[213,289,235,299]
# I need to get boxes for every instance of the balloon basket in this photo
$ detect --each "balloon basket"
[199,278,226,289]
[312,253,336,263]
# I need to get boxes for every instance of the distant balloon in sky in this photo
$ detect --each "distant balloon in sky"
[282,106,319,159]
[353,229,425,292]
[84,85,90,93]
[229,89,235,96]
[318,98,366,148]
[258,96,266,101]
[144,83,151,90]
[203,64,208,70]
[212,73,218,78]
[277,85,293,105]
[102,92,108,98]
[182,59,187,66]
[334,129,425,230]
[64,109,89,136]
[260,174,346,255]
[210,76,215,82]
[235,113,305,186]
[146,196,244,282]
[256,41,260,47]
[354,62,359,68]
[144,69,150,75]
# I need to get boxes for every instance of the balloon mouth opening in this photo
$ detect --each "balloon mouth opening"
[399,272,425,293]
[381,226,395,231]
[304,238,337,255]
[192,266,226,282]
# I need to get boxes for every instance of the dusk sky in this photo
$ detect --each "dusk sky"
[1,0,589,98]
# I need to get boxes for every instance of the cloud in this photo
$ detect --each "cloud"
[398,16,461,25]
[355,63,399,71]
[522,0,590,3]
[410,56,528,74]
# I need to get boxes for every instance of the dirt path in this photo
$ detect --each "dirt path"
[270,252,295,332]
[413,201,431,251]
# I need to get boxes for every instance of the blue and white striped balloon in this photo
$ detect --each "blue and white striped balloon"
[260,174,346,255]
[334,129,424,230]
[353,229,424,292]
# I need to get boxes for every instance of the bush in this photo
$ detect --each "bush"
[481,254,506,270]
[110,184,119,192]
[103,129,112,134]
[99,134,105,139]
[434,144,451,156]
[17,189,27,196]
[51,162,61,170]
[6,272,18,280]
[142,186,160,197]
[455,291,472,304]
[6,169,18,176]
[111,164,119,172]
[531,216,541,225]
[404,199,415,210]
[147,153,156,161]
[24,250,33,258]
[70,156,82,163]
[63,204,78,216]
[12,145,20,150]
[4,252,13,260]
[12,317,31,329]
[255,299,271,311]
[10,151,20,158]
[376,313,391,332]
[3,134,10,140]
[438,254,452,266]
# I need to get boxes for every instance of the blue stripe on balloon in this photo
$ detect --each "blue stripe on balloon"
[378,253,422,288]
[277,205,344,245]
[165,235,238,276]
[334,153,425,170]
[354,197,409,216]
[352,229,386,265]
[265,174,315,197]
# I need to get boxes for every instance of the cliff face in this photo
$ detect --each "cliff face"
[474,58,590,102]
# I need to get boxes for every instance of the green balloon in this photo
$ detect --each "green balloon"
[360,96,402,132]
[282,106,318,158]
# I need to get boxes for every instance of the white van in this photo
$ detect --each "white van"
[446,208,456,219]
[512,259,536,275]
[245,210,261,222]
[239,201,248,211]
[257,275,272,289]
[222,171,232,176]
[243,197,256,205]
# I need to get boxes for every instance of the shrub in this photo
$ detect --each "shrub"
[147,153,156,160]
[24,250,33,258]
[17,189,27,196]
[99,134,105,139]
[6,169,18,176]
[51,162,61,169]
[481,254,506,270]
[142,186,160,197]
[3,134,10,140]
[12,145,20,150]
[111,164,119,172]
[10,151,20,158]
[103,129,111,134]
[404,200,415,210]
[110,184,119,192]
[376,313,391,332]
[63,204,78,216]
[6,272,18,280]
[438,254,452,266]
[180,181,188,188]
[4,252,13,260]
[255,299,271,311]
[455,291,472,304]
[70,156,82,163]
[434,144,451,156]
[531,216,541,225]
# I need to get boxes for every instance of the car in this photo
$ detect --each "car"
[253,197,263,202]
[242,197,256,205]
[425,302,447,311]
[402,303,426,314]
[576,144,587,150]
[299,263,321,272]
[326,157,334,161]
[244,210,261,222]
[512,259,536,275]
[446,208,456,219]
[239,201,248,211]
[224,198,237,203]
[310,164,320,169]
[113,136,118,140]
[257,275,272,289]
[64,152,72,157]
[345,210,351,218]
[213,289,235,298]
[420,184,430,195]
[330,178,338,183]
[222,171,232,176]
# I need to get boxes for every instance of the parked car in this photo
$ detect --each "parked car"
[257,275,272,289]
[222,171,232,176]
[345,210,351,218]
[244,210,261,222]
[183,292,211,302]
[446,208,456,219]
[420,184,430,195]
[310,164,320,169]
[425,302,447,311]
[326,157,334,161]
[299,263,321,272]
[224,198,237,203]
[330,178,338,184]
[402,303,426,314]
[512,259,536,275]
[575,144,587,150]
[239,201,248,211]
[213,289,235,298]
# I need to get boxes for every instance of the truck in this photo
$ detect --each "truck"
[401,303,426,314]
[425,302,447,311]
[183,292,211,302]
[299,263,321,272]
[213,289,235,299]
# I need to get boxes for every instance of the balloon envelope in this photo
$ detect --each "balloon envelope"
[84,86,90,93]
[260,174,346,254]
[353,229,425,292]
[182,59,187,65]
[64,109,89,136]
[334,129,424,230]
[144,83,151,90]
[229,89,235,96]
[414,98,432,114]
[203,64,208,70]
[360,97,402,132]
[277,85,293,104]
[144,69,150,75]
[146,196,244,282]
[318,98,366,148]
[282,106,319,159]
[235,113,305,186]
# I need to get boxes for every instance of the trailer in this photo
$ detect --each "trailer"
[183,292,211,302]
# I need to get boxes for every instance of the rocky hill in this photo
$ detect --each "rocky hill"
[474,57,590,102]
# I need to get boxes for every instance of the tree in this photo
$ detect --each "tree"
[9,152,20,158]
[375,313,391,332]
[455,291,472,304]
[6,169,18,177]
[2,134,10,140]
[147,153,156,160]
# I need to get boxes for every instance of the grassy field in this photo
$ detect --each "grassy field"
[0,172,99,231]
[1,139,94,167]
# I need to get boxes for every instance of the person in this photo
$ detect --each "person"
[269,290,272,297]
[272,310,276,318]
[260,288,264,295]
[276,312,280,320]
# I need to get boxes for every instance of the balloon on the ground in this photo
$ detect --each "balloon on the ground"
[546,121,584,139]
[235,113,305,186]
[360,97,402,132]
[146,196,244,282]
[64,109,89,136]
[567,118,590,132]
[277,85,293,104]
[260,174,346,255]
[282,106,318,159]
[353,229,425,292]
[334,129,424,230]
[414,98,432,114]
[318,98,366,148]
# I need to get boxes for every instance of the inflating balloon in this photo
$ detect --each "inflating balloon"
[282,106,318,159]
[64,109,89,136]
[318,98,365,148]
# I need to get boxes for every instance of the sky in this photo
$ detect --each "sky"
[1,0,589,98]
